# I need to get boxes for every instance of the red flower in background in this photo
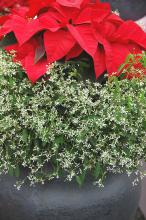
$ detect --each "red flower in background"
[0,0,146,83]
[0,0,28,26]
[0,0,27,12]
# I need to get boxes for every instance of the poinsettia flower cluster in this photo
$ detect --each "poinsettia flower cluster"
[0,0,146,83]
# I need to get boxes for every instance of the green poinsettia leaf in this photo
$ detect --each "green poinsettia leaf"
[34,43,46,64]
[0,32,17,48]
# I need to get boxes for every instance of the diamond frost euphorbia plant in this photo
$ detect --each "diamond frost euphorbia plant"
[0,50,146,187]
[0,0,146,188]
[0,0,146,83]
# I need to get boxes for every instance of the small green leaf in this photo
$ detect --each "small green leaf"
[15,166,20,178]
[0,32,17,48]
[125,53,135,63]
[83,114,97,121]
[143,120,146,129]
[93,163,101,179]
[34,44,46,64]
[118,72,126,80]
[22,129,29,143]
[118,63,126,72]
[127,96,132,109]
[8,77,15,87]
[116,107,122,121]
[8,165,14,177]
[139,92,145,103]
[54,135,64,145]
[76,171,86,187]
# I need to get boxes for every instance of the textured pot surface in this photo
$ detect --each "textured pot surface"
[101,0,146,20]
[0,172,141,220]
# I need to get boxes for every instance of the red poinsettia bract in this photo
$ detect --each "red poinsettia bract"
[0,0,146,83]
[0,0,27,12]
[0,0,28,26]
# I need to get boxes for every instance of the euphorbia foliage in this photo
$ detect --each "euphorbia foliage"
[0,0,146,82]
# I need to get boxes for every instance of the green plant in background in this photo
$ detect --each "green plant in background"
[0,51,146,188]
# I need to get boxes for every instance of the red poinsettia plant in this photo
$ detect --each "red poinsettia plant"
[0,0,146,83]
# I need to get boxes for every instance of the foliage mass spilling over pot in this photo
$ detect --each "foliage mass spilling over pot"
[0,0,146,188]
[0,0,146,82]
[0,51,146,187]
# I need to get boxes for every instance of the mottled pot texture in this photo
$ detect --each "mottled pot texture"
[101,0,146,20]
[0,172,141,220]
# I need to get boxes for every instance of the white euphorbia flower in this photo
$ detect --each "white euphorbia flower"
[136,16,146,32]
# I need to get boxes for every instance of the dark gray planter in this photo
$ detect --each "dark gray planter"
[0,172,141,220]
[101,0,146,20]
